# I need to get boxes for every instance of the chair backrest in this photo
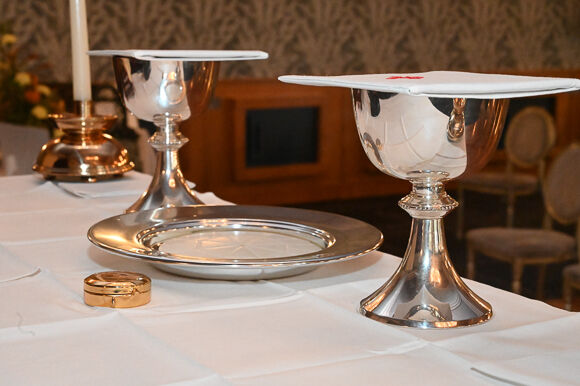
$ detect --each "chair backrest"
[543,143,580,225]
[504,106,556,168]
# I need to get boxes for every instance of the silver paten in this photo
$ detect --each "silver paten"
[87,205,383,280]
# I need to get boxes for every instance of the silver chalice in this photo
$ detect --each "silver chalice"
[277,72,559,328]
[280,71,579,328]
[112,57,218,212]
[352,91,508,328]
[91,50,267,212]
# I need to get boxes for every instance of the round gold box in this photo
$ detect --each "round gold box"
[84,271,151,308]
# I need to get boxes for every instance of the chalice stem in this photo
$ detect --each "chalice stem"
[126,114,203,213]
[360,178,492,328]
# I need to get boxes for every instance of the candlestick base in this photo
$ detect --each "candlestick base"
[33,102,134,182]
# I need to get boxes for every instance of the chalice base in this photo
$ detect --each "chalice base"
[360,180,492,328]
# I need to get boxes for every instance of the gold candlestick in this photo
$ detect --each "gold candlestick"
[33,100,134,182]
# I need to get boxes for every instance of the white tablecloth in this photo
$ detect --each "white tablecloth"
[0,173,578,386]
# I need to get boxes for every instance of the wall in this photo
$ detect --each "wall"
[1,0,579,84]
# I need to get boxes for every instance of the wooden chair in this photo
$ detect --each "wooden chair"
[466,143,580,298]
[456,106,556,238]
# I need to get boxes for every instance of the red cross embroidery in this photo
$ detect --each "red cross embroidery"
[386,76,424,80]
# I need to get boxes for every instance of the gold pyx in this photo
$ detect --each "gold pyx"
[84,271,151,308]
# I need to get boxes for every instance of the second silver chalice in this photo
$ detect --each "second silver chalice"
[280,71,580,328]
[91,50,267,212]
[351,91,507,328]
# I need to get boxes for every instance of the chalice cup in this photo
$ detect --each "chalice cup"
[354,91,508,328]
[112,56,219,212]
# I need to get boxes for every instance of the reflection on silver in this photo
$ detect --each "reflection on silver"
[447,98,466,142]
[354,89,509,328]
[112,56,219,212]
[87,205,383,280]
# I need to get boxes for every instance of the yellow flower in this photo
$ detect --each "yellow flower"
[36,84,52,97]
[14,72,31,86]
[1,33,16,46]
[31,105,48,120]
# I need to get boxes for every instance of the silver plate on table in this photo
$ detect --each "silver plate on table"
[87,205,383,280]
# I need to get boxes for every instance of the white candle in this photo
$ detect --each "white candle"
[70,0,92,101]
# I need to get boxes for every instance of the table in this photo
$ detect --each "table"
[1,173,578,385]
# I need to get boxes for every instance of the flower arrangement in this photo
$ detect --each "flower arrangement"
[0,24,62,126]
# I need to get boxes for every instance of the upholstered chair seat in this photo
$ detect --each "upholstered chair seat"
[468,228,574,260]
